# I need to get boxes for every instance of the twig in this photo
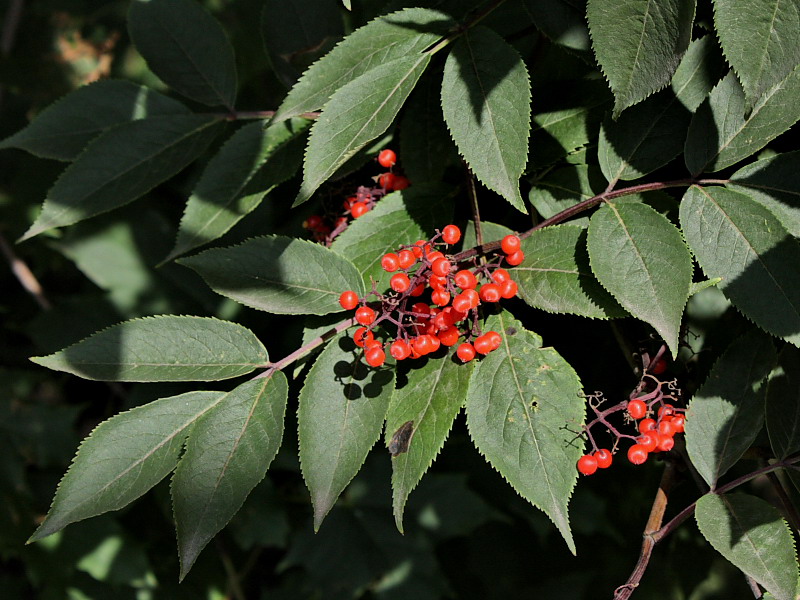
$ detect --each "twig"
[745,575,763,598]
[220,110,320,121]
[215,538,246,600]
[0,231,51,310]
[465,164,483,246]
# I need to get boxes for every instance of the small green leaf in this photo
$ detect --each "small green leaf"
[273,8,453,122]
[128,0,237,108]
[521,0,591,52]
[31,316,268,382]
[166,118,310,261]
[689,278,723,296]
[684,330,776,487]
[670,34,726,112]
[529,165,606,228]
[466,311,584,554]
[766,346,800,460]
[294,53,430,206]
[680,186,800,347]
[696,493,799,600]
[515,225,626,318]
[685,69,800,174]
[0,80,188,161]
[28,391,224,542]
[728,151,800,237]
[179,235,365,315]
[20,115,222,241]
[587,202,692,356]
[330,183,454,284]
[713,0,800,108]
[441,27,531,212]
[172,375,287,579]
[386,346,473,532]
[298,332,394,529]
[587,0,696,117]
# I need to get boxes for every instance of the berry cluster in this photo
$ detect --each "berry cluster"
[338,227,526,367]
[576,356,686,475]
[302,148,410,243]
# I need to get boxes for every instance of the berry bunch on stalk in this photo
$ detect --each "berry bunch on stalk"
[338,226,525,368]
[302,148,410,243]
[576,354,687,475]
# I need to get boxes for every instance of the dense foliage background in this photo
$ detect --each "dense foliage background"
[1,0,799,598]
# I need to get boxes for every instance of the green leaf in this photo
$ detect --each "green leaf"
[441,26,531,212]
[728,151,800,237]
[587,202,692,355]
[0,80,188,161]
[29,391,224,542]
[31,316,268,382]
[330,184,454,284]
[680,186,800,346]
[766,345,800,460]
[684,330,776,487]
[166,118,310,262]
[20,115,222,241]
[386,346,473,532]
[273,8,453,122]
[598,90,691,183]
[465,311,584,554]
[713,0,800,108]
[461,220,514,249]
[515,225,626,318]
[294,53,430,206]
[171,375,287,579]
[529,165,606,228]
[128,0,237,108]
[670,34,726,112]
[521,0,591,52]
[587,0,696,117]
[298,332,394,529]
[696,493,799,600]
[179,235,365,315]
[689,277,723,296]
[684,69,800,174]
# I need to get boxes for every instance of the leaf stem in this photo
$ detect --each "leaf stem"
[0,230,51,310]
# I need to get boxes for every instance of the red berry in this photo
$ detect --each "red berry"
[650,357,668,375]
[379,172,396,190]
[457,342,476,362]
[491,268,511,284]
[412,240,429,258]
[365,345,386,367]
[499,279,518,299]
[355,306,376,325]
[431,257,451,277]
[485,331,502,350]
[409,283,425,296]
[381,253,400,272]
[428,274,447,289]
[638,418,657,433]
[339,290,359,310]
[594,449,613,469]
[397,250,416,269]
[657,404,674,419]
[433,310,454,330]
[656,435,675,452]
[426,250,445,263]
[393,176,410,190]
[351,202,369,218]
[473,335,494,355]
[638,432,659,453]
[442,225,461,245]
[454,270,477,290]
[627,399,647,420]
[505,250,525,266]
[343,197,356,210]
[577,454,598,475]
[412,302,431,317]
[670,414,685,433]
[303,215,324,230]
[390,339,411,360]
[452,293,472,314]
[378,149,397,168]
[431,288,450,306]
[437,326,460,347]
[657,419,676,438]
[353,327,373,348]
[413,334,436,356]
[390,272,411,293]
[627,444,649,465]
[462,288,480,308]
[479,283,502,303]
[501,235,521,254]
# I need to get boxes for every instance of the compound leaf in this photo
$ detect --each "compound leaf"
[685,69,800,174]
[684,330,776,486]
[180,235,365,315]
[298,332,394,529]
[680,186,800,346]
[587,202,692,356]
[696,493,799,600]
[466,311,584,554]
[441,26,531,212]
[29,391,224,542]
[172,375,287,579]
[713,0,800,108]
[0,80,188,161]
[128,0,237,108]
[295,53,430,206]
[766,345,800,460]
[20,115,222,241]
[386,346,473,532]
[31,316,268,382]
[515,225,626,318]
[587,0,696,117]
